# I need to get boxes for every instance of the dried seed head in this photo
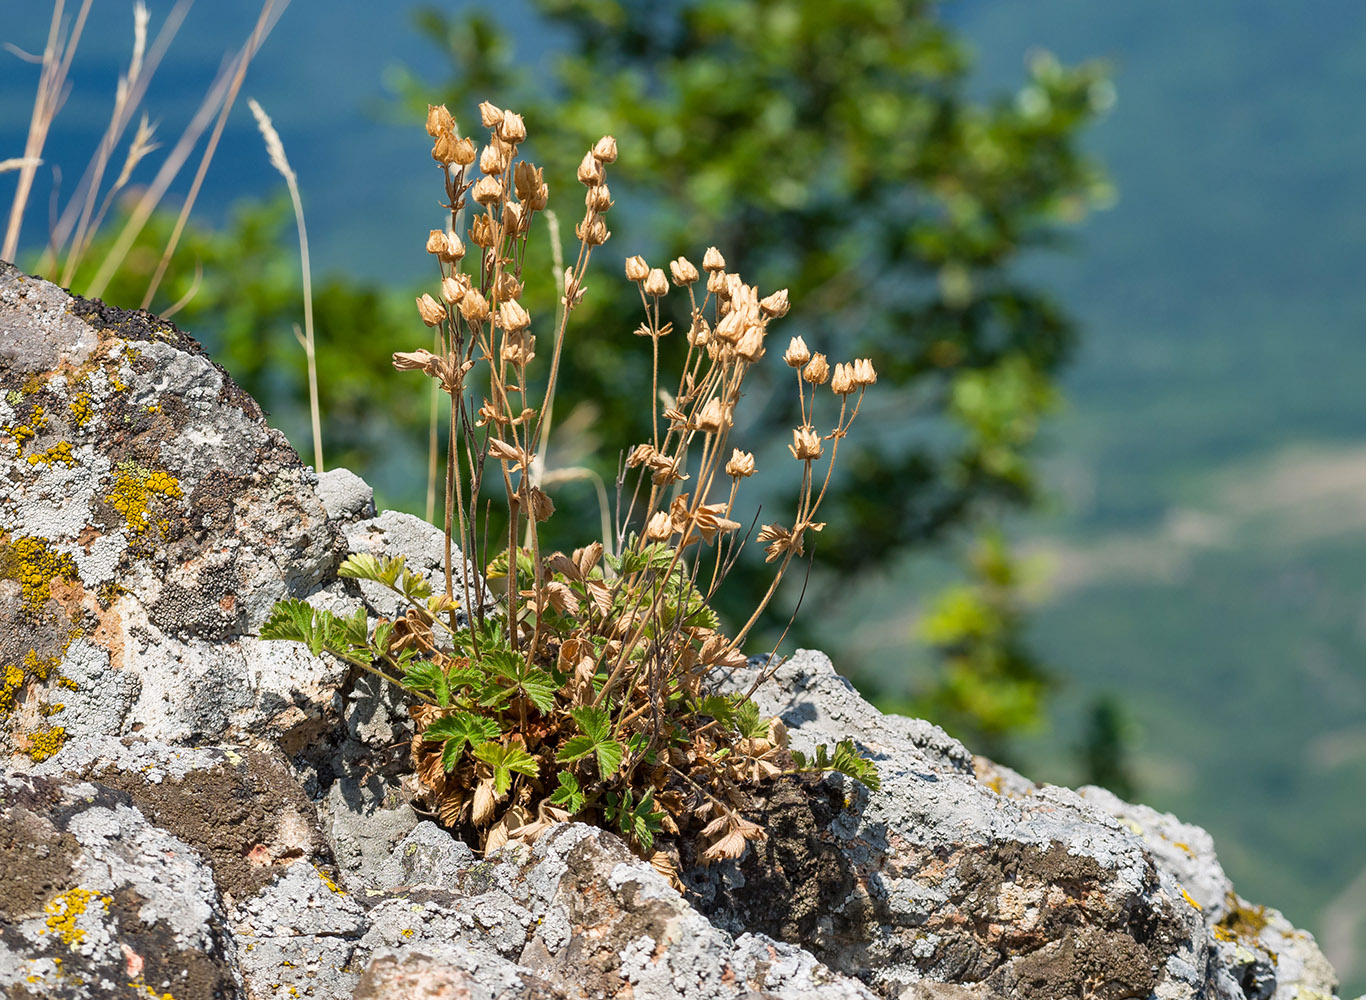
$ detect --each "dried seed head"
[416,293,445,327]
[431,131,465,165]
[513,161,543,202]
[497,299,531,331]
[586,184,614,212]
[592,135,618,163]
[624,255,650,282]
[438,231,465,261]
[479,144,508,175]
[440,276,465,305]
[478,101,504,128]
[688,315,712,346]
[575,216,610,246]
[831,362,856,395]
[803,353,830,385]
[760,288,790,318]
[469,214,495,247]
[702,246,726,272]
[471,175,502,206]
[645,510,674,541]
[426,229,446,255]
[493,272,522,303]
[528,181,549,211]
[714,310,744,344]
[563,268,587,307]
[458,289,490,322]
[626,443,657,468]
[527,485,554,522]
[643,268,669,298]
[696,397,732,433]
[783,336,811,368]
[735,322,766,363]
[502,200,525,234]
[725,449,756,478]
[789,425,823,461]
[577,150,605,187]
[670,256,699,286]
[451,136,477,166]
[852,358,878,387]
[500,330,535,366]
[706,269,727,295]
[425,104,455,138]
[393,348,440,373]
[497,110,527,144]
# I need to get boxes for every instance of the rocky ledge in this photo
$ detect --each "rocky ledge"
[0,261,1346,999]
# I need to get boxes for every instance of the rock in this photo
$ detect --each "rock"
[703,649,1342,1000]
[0,263,1344,999]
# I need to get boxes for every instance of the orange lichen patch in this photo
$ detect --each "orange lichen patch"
[3,402,49,456]
[25,440,76,468]
[24,724,67,761]
[106,463,183,540]
[68,391,94,428]
[42,888,110,946]
[0,534,79,616]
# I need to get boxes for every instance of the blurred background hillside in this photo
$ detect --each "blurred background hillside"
[4,0,1363,989]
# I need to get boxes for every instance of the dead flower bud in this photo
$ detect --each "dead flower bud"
[853,358,878,387]
[458,289,490,322]
[645,510,674,541]
[393,348,440,373]
[803,353,830,385]
[696,397,732,433]
[478,100,504,128]
[706,269,728,295]
[725,449,756,478]
[627,443,656,467]
[469,214,495,247]
[471,175,502,206]
[513,161,543,202]
[529,181,550,211]
[735,322,766,363]
[479,144,508,175]
[592,135,618,163]
[431,131,465,166]
[426,229,446,255]
[496,300,531,332]
[493,272,523,303]
[497,110,527,144]
[416,293,445,327]
[502,200,525,234]
[783,336,811,368]
[831,362,856,396]
[425,104,455,138]
[702,246,726,272]
[688,315,712,346]
[563,268,587,307]
[643,268,669,298]
[500,331,535,367]
[577,150,605,187]
[440,276,465,305]
[576,217,610,246]
[624,255,650,282]
[586,184,614,213]
[789,425,823,461]
[670,256,700,286]
[760,288,791,318]
[648,453,689,485]
[438,231,465,261]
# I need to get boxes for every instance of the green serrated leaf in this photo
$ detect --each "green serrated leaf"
[696,694,737,725]
[426,713,503,771]
[473,741,539,796]
[594,738,624,779]
[337,553,387,583]
[733,699,770,741]
[568,705,612,743]
[261,599,320,652]
[549,771,585,814]
[556,734,597,764]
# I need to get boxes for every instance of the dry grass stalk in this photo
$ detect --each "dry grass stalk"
[247,96,322,473]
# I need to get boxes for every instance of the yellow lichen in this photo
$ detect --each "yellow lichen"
[57,676,80,691]
[315,866,347,895]
[3,402,49,456]
[25,440,76,468]
[1180,887,1202,911]
[0,661,23,714]
[68,391,93,429]
[105,463,182,540]
[143,404,160,415]
[0,534,79,616]
[42,888,109,946]
[26,725,67,762]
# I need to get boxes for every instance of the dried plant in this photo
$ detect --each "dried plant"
[263,102,879,870]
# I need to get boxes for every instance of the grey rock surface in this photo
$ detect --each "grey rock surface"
[0,264,1344,1000]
